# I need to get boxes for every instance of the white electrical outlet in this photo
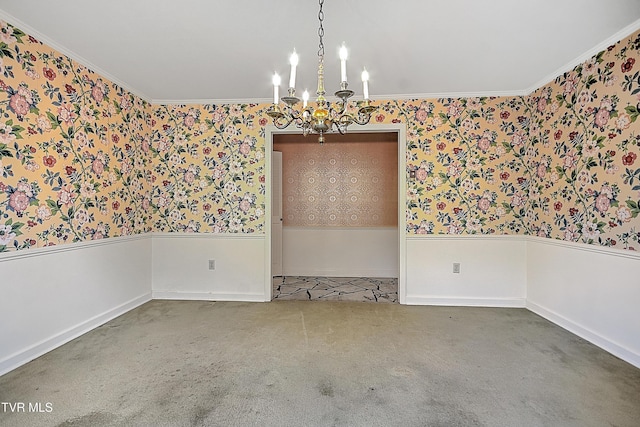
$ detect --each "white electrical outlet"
[453,263,461,274]
[208,260,215,270]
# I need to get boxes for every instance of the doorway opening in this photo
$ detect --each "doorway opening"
[268,130,404,303]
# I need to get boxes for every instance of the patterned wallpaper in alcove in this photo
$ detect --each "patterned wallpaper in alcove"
[274,135,398,227]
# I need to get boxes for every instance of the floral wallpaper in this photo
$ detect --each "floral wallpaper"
[149,104,266,233]
[375,96,532,235]
[0,21,151,252]
[1,18,638,253]
[527,31,640,250]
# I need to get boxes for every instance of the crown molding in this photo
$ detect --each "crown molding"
[151,97,272,106]
[371,90,530,101]
[524,18,640,95]
[0,9,152,103]
[152,89,532,106]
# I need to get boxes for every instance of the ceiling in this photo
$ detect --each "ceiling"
[1,1,639,104]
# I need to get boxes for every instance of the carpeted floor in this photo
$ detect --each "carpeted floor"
[272,276,398,303]
[1,300,639,426]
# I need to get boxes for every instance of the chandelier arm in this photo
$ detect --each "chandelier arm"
[350,113,374,126]
[334,122,347,135]
[284,106,303,121]
[272,115,296,129]
[340,113,355,126]
[275,104,306,128]
[354,113,374,125]
[293,116,310,130]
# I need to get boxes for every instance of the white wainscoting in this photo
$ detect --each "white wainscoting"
[0,235,152,376]
[405,235,527,307]
[151,233,267,301]
[526,237,640,368]
[281,227,399,278]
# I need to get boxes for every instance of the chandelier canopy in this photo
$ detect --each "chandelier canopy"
[267,0,376,144]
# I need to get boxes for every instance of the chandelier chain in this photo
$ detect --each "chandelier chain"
[317,0,325,60]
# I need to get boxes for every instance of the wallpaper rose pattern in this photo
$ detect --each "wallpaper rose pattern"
[527,34,640,249]
[149,103,265,233]
[1,19,638,252]
[0,21,151,252]
[377,96,533,235]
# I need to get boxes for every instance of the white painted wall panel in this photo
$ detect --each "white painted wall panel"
[0,236,152,376]
[526,238,640,368]
[151,234,267,301]
[405,236,527,307]
[282,227,398,278]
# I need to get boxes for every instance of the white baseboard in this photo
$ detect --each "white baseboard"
[0,292,151,377]
[526,300,640,369]
[152,291,267,302]
[404,296,526,307]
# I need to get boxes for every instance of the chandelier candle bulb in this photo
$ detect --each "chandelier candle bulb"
[361,69,369,100]
[272,73,281,104]
[339,44,348,82]
[302,90,309,108]
[289,51,298,89]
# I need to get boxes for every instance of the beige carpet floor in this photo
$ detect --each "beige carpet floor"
[1,300,639,426]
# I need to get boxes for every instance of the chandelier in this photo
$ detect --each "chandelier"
[267,0,376,144]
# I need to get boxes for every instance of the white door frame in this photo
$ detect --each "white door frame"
[270,151,283,276]
[264,123,408,304]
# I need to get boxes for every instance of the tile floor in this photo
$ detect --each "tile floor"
[272,276,398,303]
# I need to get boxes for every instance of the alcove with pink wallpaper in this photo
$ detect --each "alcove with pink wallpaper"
[273,132,400,277]
[273,132,398,228]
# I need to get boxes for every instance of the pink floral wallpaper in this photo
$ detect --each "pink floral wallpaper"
[1,18,638,252]
[149,104,266,233]
[527,32,640,250]
[377,96,532,235]
[0,21,151,252]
